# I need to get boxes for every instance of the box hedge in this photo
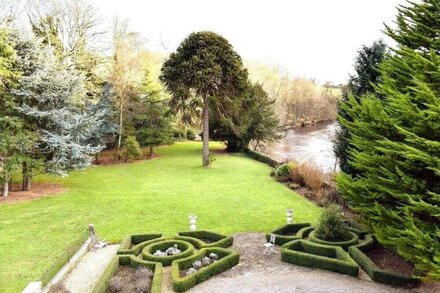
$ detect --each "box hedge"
[266,223,313,245]
[309,230,359,250]
[177,230,233,248]
[142,239,195,266]
[172,247,239,292]
[281,240,359,277]
[117,233,163,255]
[92,255,162,293]
[348,235,418,286]
[243,148,280,167]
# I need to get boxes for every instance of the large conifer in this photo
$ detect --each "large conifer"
[337,0,440,279]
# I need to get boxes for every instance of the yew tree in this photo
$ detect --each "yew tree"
[160,31,248,166]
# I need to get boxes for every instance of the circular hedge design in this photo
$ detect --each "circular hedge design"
[142,239,195,266]
[308,230,359,250]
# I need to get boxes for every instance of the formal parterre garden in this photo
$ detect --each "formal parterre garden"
[0,142,321,292]
[94,230,238,292]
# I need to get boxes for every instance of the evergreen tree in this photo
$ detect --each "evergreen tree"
[135,72,173,156]
[160,31,248,166]
[14,44,104,176]
[337,0,440,279]
[334,40,387,175]
[210,82,281,152]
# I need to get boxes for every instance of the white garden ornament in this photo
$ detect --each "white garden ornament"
[189,215,197,231]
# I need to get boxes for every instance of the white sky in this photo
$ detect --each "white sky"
[92,0,407,84]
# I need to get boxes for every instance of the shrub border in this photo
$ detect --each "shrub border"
[92,254,162,293]
[142,239,195,266]
[117,233,163,255]
[265,223,313,245]
[281,239,359,277]
[348,235,419,286]
[308,230,359,250]
[171,247,240,292]
[176,230,233,249]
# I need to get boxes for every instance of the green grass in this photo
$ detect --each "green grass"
[0,141,321,292]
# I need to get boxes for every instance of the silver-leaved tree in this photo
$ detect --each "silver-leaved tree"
[14,43,106,176]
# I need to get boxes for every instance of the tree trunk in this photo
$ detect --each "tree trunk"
[22,162,31,191]
[149,146,154,156]
[95,152,100,164]
[117,102,123,151]
[2,173,10,197]
[202,97,210,166]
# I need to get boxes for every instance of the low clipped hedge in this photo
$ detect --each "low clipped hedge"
[117,233,163,255]
[92,254,162,293]
[243,148,280,167]
[349,235,418,286]
[266,223,313,245]
[172,247,240,292]
[177,230,233,248]
[308,230,359,250]
[142,239,195,266]
[281,240,359,277]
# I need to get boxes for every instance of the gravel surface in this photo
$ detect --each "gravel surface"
[63,244,119,293]
[187,233,409,293]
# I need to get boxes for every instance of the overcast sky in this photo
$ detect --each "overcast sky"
[93,0,407,84]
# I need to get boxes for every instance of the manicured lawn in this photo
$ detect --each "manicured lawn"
[0,141,321,292]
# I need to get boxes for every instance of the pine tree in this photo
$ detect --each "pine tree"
[337,0,440,279]
[334,40,387,175]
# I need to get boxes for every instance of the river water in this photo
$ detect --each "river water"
[261,122,339,173]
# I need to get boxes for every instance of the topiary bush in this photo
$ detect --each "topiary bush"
[349,235,419,286]
[117,233,164,255]
[122,136,142,162]
[176,230,233,249]
[281,240,359,277]
[314,204,351,242]
[275,163,291,178]
[309,230,358,251]
[142,239,195,266]
[265,223,313,245]
[172,247,239,292]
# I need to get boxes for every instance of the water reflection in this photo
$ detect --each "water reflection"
[261,122,339,173]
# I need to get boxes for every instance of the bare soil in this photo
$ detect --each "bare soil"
[366,244,415,276]
[0,183,65,204]
[108,266,152,293]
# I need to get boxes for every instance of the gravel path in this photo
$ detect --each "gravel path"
[63,244,119,293]
[187,233,409,293]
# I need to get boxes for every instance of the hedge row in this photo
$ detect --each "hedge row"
[348,236,418,287]
[172,247,240,292]
[265,223,313,245]
[177,230,233,248]
[92,255,163,293]
[243,148,280,167]
[117,233,163,255]
[309,230,359,251]
[142,239,195,266]
[281,240,359,277]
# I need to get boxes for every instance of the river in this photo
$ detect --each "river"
[261,122,339,173]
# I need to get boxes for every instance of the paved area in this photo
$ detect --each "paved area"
[63,244,119,293]
[186,233,409,293]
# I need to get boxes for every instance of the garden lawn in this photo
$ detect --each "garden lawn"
[0,142,321,292]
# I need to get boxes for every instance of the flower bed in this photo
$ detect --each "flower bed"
[142,239,195,266]
[176,230,233,248]
[308,230,359,250]
[92,255,162,293]
[171,247,239,292]
[349,235,419,286]
[281,239,359,277]
[265,223,313,245]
